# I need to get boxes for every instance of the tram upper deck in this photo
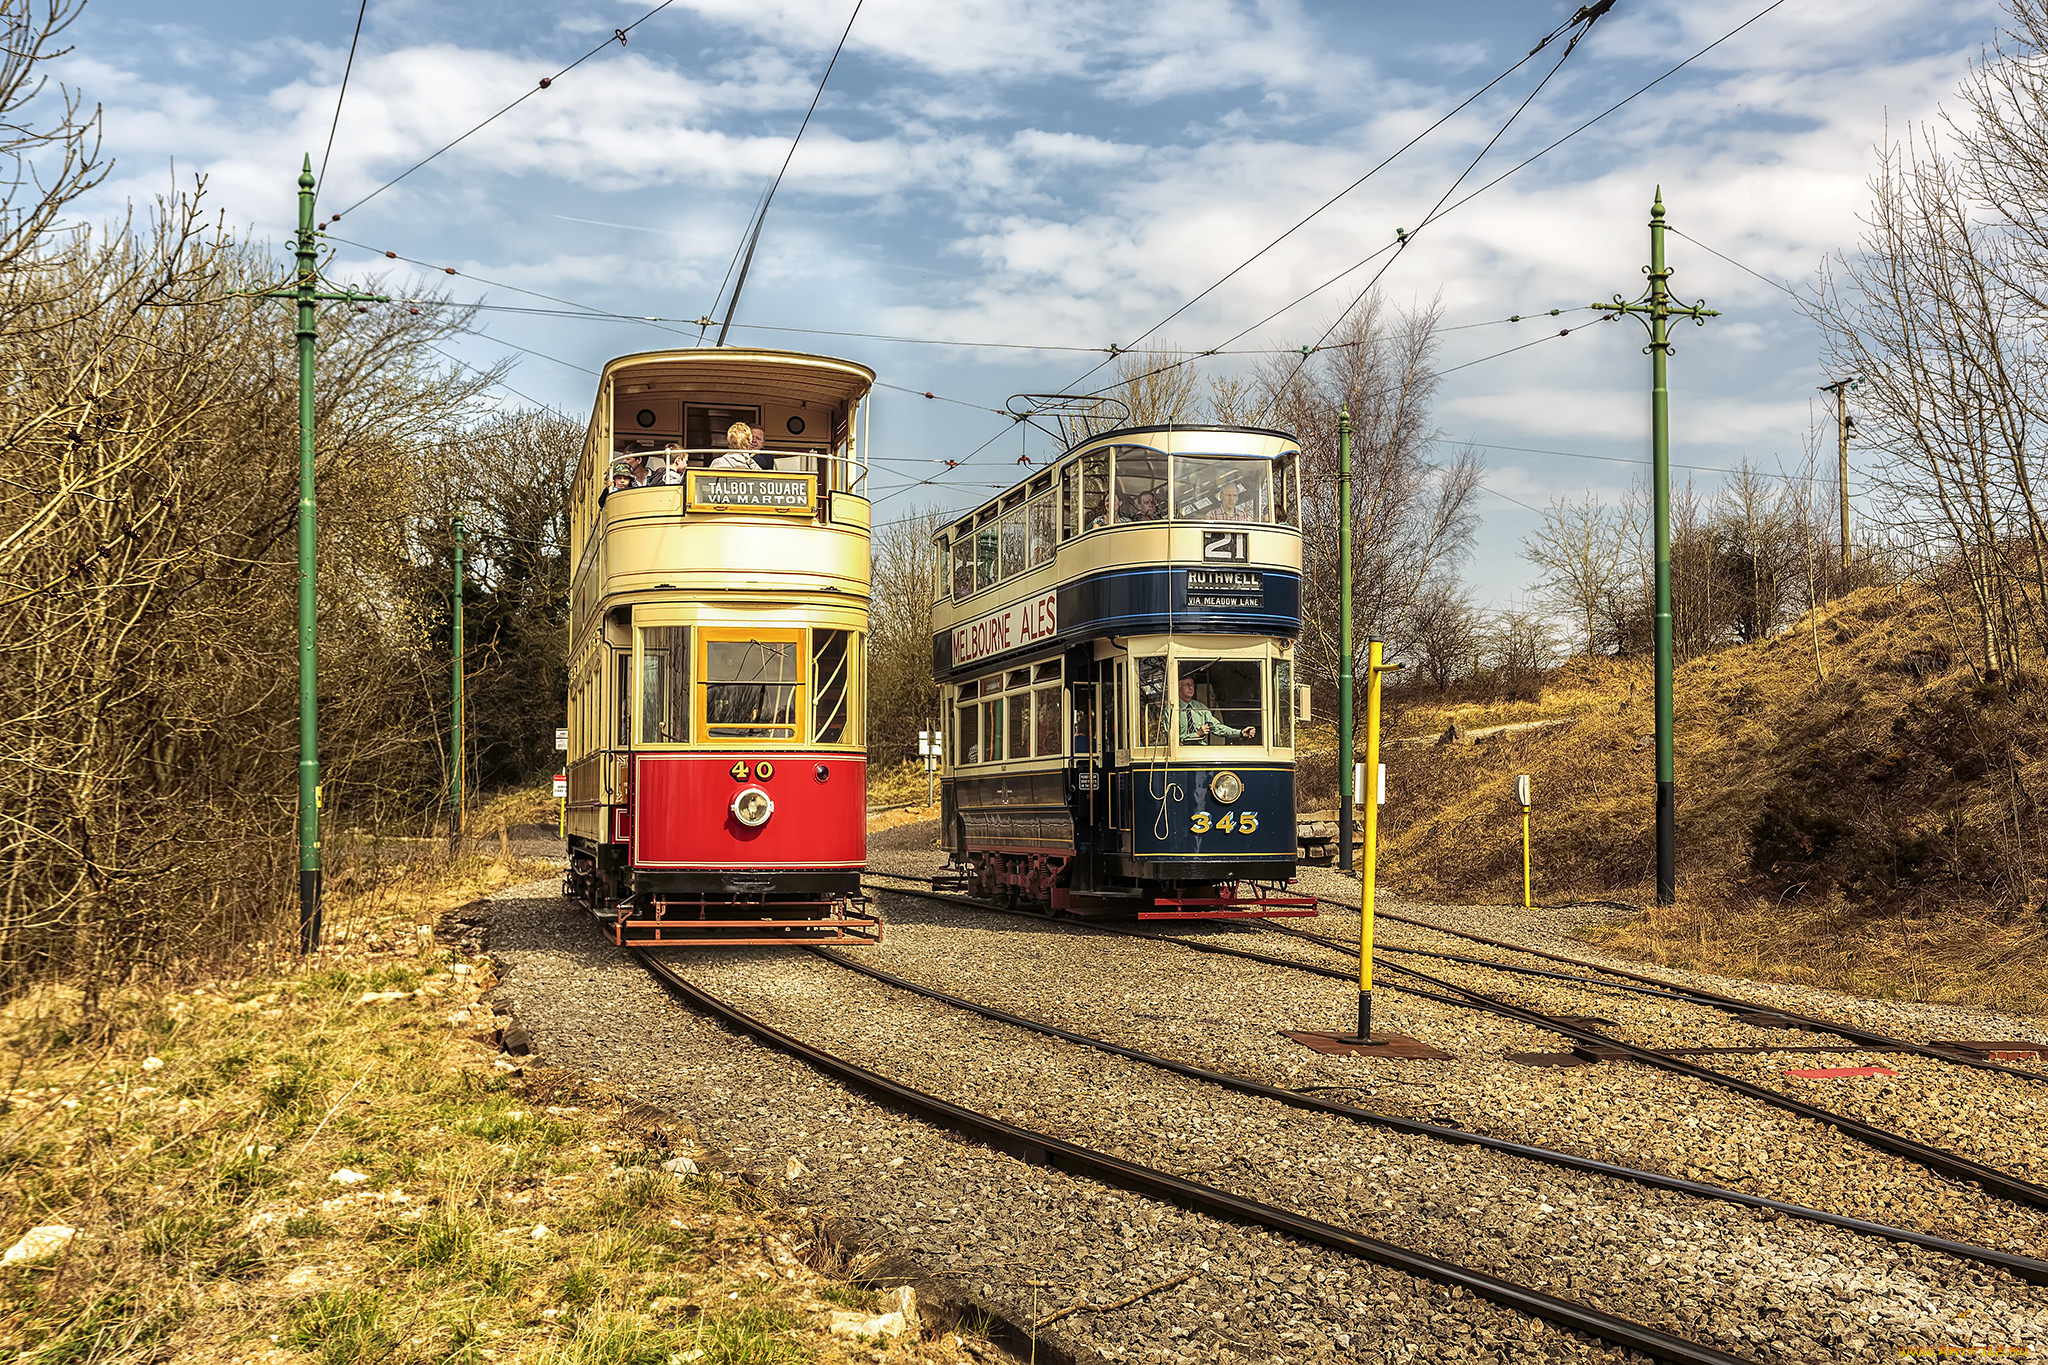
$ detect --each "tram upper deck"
[568,348,875,630]
[930,425,1303,680]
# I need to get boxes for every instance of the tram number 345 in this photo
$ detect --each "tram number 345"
[1190,811,1259,835]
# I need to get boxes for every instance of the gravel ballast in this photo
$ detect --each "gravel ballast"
[488,836,2048,1363]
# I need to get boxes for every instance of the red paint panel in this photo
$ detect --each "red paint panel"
[631,753,865,869]
[1784,1065,1897,1079]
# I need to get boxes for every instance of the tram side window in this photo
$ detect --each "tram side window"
[703,636,799,740]
[999,506,1026,579]
[1028,492,1056,567]
[1081,451,1110,530]
[1173,456,1270,523]
[1176,658,1262,748]
[1035,685,1061,757]
[957,690,980,765]
[638,628,692,744]
[985,694,1005,762]
[975,513,999,591]
[1278,451,1300,526]
[1059,462,1078,541]
[812,629,854,744]
[1007,682,1031,758]
[1273,659,1293,749]
[616,652,633,747]
[951,533,975,601]
[1136,656,1168,747]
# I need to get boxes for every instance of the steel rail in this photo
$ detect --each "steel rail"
[626,944,1755,1365]
[1346,903,2048,1086]
[864,874,2048,1216]
[812,937,2048,1286]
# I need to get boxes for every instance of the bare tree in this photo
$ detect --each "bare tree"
[867,506,946,765]
[1522,492,1627,655]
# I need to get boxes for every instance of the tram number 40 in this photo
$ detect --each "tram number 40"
[1190,811,1259,835]
[730,760,775,781]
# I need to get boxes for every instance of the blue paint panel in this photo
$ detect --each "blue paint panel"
[1130,764,1296,860]
[934,567,1301,677]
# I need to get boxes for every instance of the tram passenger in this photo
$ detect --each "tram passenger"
[1177,675,1255,744]
[711,422,759,469]
[644,455,682,486]
[1219,482,1253,521]
[1131,489,1163,521]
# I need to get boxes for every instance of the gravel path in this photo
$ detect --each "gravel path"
[485,838,2048,1364]
[486,879,1668,1364]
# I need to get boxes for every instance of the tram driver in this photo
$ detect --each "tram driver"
[1178,674,1255,745]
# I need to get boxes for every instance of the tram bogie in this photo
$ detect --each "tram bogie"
[562,348,880,946]
[931,425,1314,920]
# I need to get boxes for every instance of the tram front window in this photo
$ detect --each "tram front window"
[704,637,799,740]
[1113,448,1166,523]
[1176,659,1262,747]
[1173,456,1271,523]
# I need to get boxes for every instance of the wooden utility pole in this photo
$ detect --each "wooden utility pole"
[1819,378,1857,571]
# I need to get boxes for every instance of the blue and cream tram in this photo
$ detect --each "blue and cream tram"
[930,425,1313,918]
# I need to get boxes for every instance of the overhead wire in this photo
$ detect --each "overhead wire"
[1069,0,1789,410]
[316,0,370,204]
[713,0,865,344]
[1435,310,1618,376]
[1062,3,1620,398]
[326,0,679,222]
[1664,224,1810,301]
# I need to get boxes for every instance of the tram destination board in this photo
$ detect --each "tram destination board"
[685,469,816,515]
[1183,568,1265,610]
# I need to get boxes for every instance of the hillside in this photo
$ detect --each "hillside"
[1364,582,2048,1014]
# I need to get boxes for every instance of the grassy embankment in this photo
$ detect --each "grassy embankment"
[1341,583,2048,1015]
[1,805,978,1365]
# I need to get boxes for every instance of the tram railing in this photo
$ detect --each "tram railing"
[603,447,867,494]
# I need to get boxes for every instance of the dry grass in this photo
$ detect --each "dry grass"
[0,856,981,1365]
[1372,583,2048,1015]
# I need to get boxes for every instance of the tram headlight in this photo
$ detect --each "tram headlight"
[731,787,775,827]
[1210,771,1243,804]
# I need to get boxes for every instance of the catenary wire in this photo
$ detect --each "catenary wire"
[1073,0,1791,409]
[713,0,864,343]
[315,0,370,204]
[327,0,679,222]
[1664,224,1810,301]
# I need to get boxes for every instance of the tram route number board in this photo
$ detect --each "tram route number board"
[685,469,816,516]
[952,590,1058,668]
[1184,568,1264,610]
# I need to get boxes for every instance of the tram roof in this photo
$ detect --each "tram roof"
[598,347,875,409]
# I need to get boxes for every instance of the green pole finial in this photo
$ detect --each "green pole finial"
[1652,185,1664,217]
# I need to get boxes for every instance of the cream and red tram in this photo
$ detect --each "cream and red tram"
[563,348,878,945]
[931,425,1314,918]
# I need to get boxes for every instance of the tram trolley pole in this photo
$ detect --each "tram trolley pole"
[1599,189,1715,906]
[261,155,387,953]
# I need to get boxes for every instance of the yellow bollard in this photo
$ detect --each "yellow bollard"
[1356,639,1403,1041]
[1516,773,1532,909]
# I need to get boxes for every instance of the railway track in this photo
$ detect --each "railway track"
[860,872,2048,1218]
[625,939,1756,1365]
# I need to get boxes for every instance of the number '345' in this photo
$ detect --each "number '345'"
[1191,811,1258,835]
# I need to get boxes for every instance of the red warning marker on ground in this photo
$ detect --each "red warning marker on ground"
[1784,1065,1897,1079]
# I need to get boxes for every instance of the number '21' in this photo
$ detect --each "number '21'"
[1191,810,1258,835]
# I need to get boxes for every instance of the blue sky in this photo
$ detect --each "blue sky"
[75,0,2001,609]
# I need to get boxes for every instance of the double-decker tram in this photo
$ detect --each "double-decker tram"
[930,425,1314,919]
[562,347,880,945]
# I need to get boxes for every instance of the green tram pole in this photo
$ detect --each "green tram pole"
[263,155,387,952]
[1601,189,1715,905]
[450,515,465,853]
[1335,408,1355,875]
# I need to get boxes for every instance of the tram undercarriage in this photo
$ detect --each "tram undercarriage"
[935,850,1315,920]
[568,852,881,946]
